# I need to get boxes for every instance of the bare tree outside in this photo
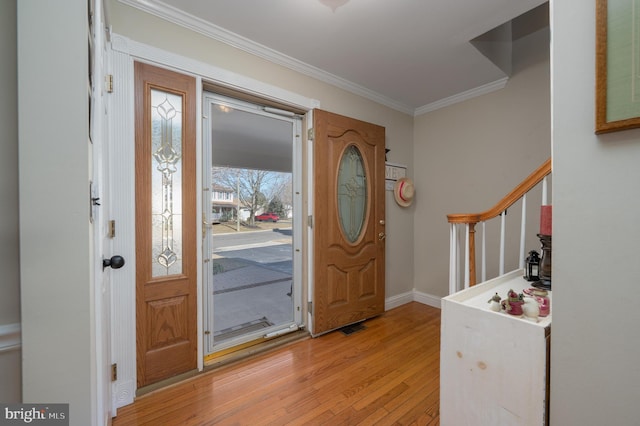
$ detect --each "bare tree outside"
[213,166,291,224]
[267,174,293,218]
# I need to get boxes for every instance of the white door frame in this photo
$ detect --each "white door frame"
[107,33,319,411]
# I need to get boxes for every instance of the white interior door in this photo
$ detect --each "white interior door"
[90,0,113,423]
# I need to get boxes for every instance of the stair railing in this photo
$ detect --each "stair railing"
[447,158,551,294]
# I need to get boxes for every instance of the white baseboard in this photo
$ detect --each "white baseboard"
[413,291,442,309]
[0,323,21,353]
[385,291,442,311]
[385,291,415,310]
[112,378,136,414]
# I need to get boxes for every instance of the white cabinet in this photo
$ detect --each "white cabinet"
[440,269,551,425]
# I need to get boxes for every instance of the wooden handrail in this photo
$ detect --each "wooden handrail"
[447,158,551,224]
[447,157,551,288]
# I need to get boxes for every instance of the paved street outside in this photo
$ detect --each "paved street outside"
[209,221,295,344]
[212,218,289,235]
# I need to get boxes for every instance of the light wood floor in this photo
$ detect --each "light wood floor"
[112,302,441,425]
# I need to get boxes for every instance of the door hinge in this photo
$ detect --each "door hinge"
[111,363,117,381]
[106,74,113,93]
[108,220,116,238]
[308,215,313,228]
[307,128,314,140]
[308,301,313,315]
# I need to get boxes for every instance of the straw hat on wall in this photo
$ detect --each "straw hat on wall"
[394,177,414,207]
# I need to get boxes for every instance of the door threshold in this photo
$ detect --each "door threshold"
[136,369,200,397]
[204,329,309,370]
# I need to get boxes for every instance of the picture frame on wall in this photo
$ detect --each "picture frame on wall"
[595,0,640,133]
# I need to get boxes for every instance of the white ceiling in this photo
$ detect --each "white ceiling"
[120,0,549,115]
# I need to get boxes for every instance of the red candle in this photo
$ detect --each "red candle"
[540,205,552,235]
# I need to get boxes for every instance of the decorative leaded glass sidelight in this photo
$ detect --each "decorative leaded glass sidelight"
[151,89,183,277]
[337,144,368,243]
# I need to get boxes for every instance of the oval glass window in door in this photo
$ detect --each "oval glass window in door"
[337,144,368,243]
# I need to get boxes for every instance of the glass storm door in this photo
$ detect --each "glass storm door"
[134,62,197,387]
[312,109,386,336]
[202,93,303,356]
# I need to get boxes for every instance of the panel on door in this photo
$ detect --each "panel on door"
[134,62,197,387]
[312,109,386,336]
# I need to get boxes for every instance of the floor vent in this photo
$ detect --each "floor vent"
[339,322,366,336]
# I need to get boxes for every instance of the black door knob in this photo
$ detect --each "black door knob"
[103,255,125,270]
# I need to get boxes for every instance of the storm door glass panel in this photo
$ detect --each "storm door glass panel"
[151,89,183,277]
[337,144,367,243]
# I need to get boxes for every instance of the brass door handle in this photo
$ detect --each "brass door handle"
[379,232,386,241]
[202,214,211,238]
[203,212,211,226]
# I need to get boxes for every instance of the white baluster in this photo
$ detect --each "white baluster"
[520,194,527,269]
[449,223,458,295]
[499,211,506,275]
[464,223,470,289]
[456,224,462,292]
[481,221,487,282]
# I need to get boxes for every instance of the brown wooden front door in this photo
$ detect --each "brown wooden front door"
[134,62,197,387]
[312,109,386,336]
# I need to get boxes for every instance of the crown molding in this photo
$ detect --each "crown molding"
[118,0,414,115]
[118,1,510,117]
[111,33,320,111]
[414,76,509,116]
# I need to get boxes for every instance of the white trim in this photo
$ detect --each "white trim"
[306,111,315,336]
[412,290,442,309]
[109,45,136,412]
[292,118,305,327]
[112,379,135,410]
[0,323,21,353]
[414,77,509,116]
[111,34,320,112]
[385,291,442,311]
[117,0,412,115]
[385,292,414,311]
[195,75,204,373]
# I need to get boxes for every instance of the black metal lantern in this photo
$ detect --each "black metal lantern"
[524,250,540,281]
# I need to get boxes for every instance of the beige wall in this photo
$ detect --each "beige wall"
[413,27,551,297]
[551,1,640,424]
[109,0,416,298]
[0,0,21,403]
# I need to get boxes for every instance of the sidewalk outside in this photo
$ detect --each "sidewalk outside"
[210,222,294,343]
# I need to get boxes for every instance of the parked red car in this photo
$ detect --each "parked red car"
[255,212,279,222]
